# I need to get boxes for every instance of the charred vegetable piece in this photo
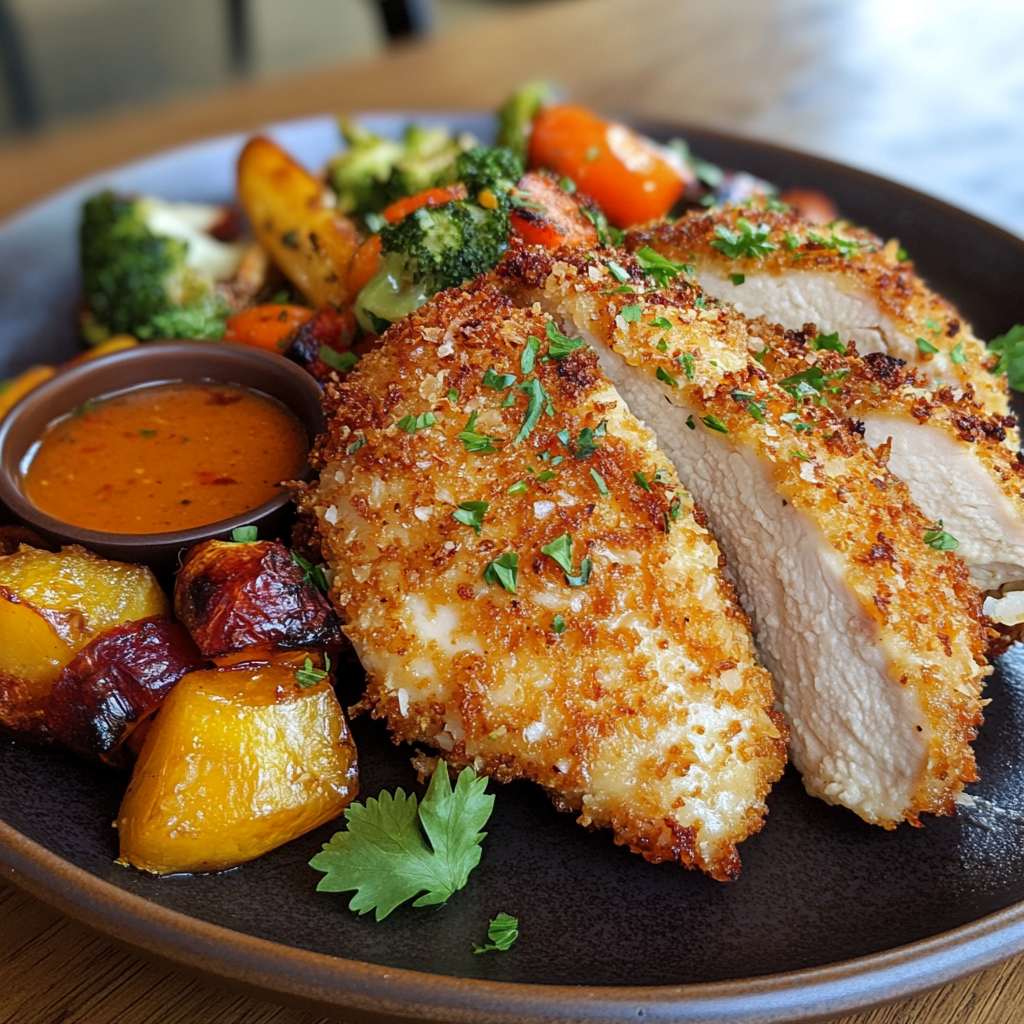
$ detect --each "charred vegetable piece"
[509,170,599,249]
[528,105,689,228]
[116,660,358,874]
[174,538,343,658]
[237,136,362,308]
[46,616,206,766]
[224,303,314,353]
[283,304,357,380]
[0,546,169,738]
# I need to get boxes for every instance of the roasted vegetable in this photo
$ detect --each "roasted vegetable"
[46,616,206,766]
[80,192,245,343]
[0,545,169,737]
[355,146,522,330]
[174,538,343,658]
[237,136,362,309]
[283,304,358,380]
[329,120,473,219]
[223,302,314,353]
[509,170,600,249]
[528,105,689,227]
[496,80,554,163]
[116,659,358,874]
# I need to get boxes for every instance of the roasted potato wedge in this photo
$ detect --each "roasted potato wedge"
[174,538,343,658]
[237,136,362,308]
[46,616,207,766]
[116,660,358,874]
[0,545,169,737]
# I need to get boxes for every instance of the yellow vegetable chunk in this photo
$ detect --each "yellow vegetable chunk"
[116,661,358,874]
[0,545,169,737]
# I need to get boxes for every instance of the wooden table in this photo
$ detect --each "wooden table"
[3,1,1024,1021]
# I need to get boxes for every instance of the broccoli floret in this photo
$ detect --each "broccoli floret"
[80,191,237,343]
[456,146,523,200]
[330,120,475,219]
[496,81,554,163]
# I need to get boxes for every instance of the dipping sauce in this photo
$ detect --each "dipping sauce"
[22,381,308,534]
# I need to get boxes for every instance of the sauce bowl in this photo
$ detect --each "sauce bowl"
[0,341,324,569]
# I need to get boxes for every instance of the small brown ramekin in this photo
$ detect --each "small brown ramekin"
[0,341,324,570]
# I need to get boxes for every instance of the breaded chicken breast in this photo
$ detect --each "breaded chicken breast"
[626,205,1011,418]
[751,326,1024,619]
[302,283,787,880]
[496,246,992,827]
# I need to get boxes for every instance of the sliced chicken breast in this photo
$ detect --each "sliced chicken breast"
[303,283,787,880]
[626,205,1011,419]
[751,328,1024,621]
[496,247,992,827]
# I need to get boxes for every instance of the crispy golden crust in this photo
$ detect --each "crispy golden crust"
[303,283,787,879]
[496,246,992,824]
[625,204,1009,417]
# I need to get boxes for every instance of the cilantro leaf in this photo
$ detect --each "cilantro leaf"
[647,316,672,330]
[581,206,623,246]
[710,219,777,259]
[296,655,330,688]
[458,411,500,454]
[291,551,329,593]
[678,352,696,380]
[701,414,729,434]
[730,273,745,286]
[507,480,529,496]
[319,346,359,372]
[231,525,258,543]
[633,471,651,491]
[453,501,489,534]
[514,378,550,443]
[621,304,642,322]
[916,336,939,355]
[989,324,1024,390]
[545,321,587,359]
[606,260,630,283]
[347,436,366,455]
[635,246,690,286]
[483,367,516,390]
[589,467,609,497]
[950,341,966,364]
[924,521,959,551]
[474,912,520,954]
[551,615,566,634]
[565,557,592,587]
[810,331,846,354]
[541,533,574,574]
[398,411,437,434]
[656,366,678,387]
[521,336,541,374]
[310,762,494,921]
[484,552,519,592]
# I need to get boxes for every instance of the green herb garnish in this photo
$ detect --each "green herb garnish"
[482,367,516,390]
[398,411,437,434]
[453,501,489,535]
[231,525,258,543]
[296,654,330,688]
[710,219,777,259]
[483,552,519,592]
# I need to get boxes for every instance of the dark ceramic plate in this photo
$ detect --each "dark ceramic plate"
[2,114,1024,1024]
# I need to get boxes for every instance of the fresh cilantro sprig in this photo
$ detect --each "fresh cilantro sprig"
[291,551,329,593]
[453,501,489,534]
[310,762,494,921]
[541,533,592,587]
[483,367,517,390]
[809,331,846,354]
[398,411,437,434]
[319,346,360,373]
[635,246,691,286]
[989,324,1024,391]
[546,321,587,360]
[484,552,519,592]
[710,218,777,259]
[458,411,500,453]
[474,913,519,954]
[924,520,959,551]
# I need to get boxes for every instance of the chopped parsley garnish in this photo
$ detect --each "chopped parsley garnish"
[783,231,799,250]
[473,912,519,954]
[916,336,939,355]
[501,393,516,407]
[810,331,846,354]
[694,295,706,310]
[752,342,770,365]
[924,521,959,551]
[686,415,696,429]
[647,316,672,330]
[521,336,541,374]
[668,493,683,521]
[309,761,493,921]
[781,411,812,432]
[807,230,863,257]
[546,321,587,359]
[950,341,966,364]
[347,436,366,454]
[656,338,668,352]
[514,378,550,443]
[581,206,623,246]
[731,389,755,402]
[559,419,606,459]
[710,218,777,259]
[447,388,459,403]
[565,558,593,587]
[790,449,811,461]
[745,401,767,424]
[398,411,437,434]
[483,552,519,592]
[507,480,529,496]
[559,176,576,193]
[606,260,630,284]
[541,533,592,586]
[551,615,567,634]
[988,324,1024,390]
[589,468,609,497]
[730,273,745,286]
[536,469,556,482]
[296,655,330,688]
[897,247,908,261]
[635,246,691,286]
[139,428,157,438]
[292,551,329,592]
[453,501,489,534]
[482,367,516,389]
[633,471,651,491]
[701,414,728,434]
[656,366,678,387]
[678,353,696,380]
[319,346,359,372]
[925,318,941,334]
[230,525,258,543]
[457,411,500,453]
[621,304,642,322]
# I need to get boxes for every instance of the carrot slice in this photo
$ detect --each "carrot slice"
[510,171,599,249]
[223,304,315,353]
[349,234,383,295]
[381,184,468,224]
[528,105,689,228]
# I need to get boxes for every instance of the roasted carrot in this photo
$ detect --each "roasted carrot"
[381,184,467,224]
[509,171,599,249]
[0,365,57,421]
[528,105,690,228]
[349,234,383,294]
[224,304,315,353]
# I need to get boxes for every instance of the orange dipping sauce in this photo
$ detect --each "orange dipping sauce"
[22,381,308,534]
